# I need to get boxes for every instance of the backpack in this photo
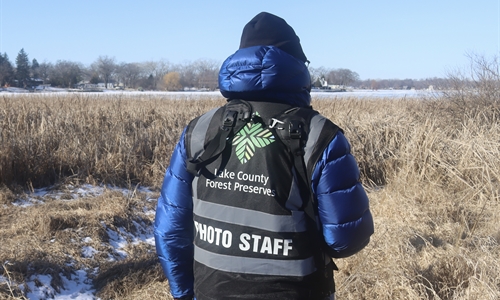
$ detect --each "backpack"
[186,99,341,296]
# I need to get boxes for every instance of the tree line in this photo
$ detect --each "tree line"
[1,48,450,91]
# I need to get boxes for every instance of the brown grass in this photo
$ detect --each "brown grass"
[0,93,224,190]
[1,92,499,299]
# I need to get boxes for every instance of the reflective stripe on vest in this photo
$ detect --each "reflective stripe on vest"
[193,195,307,233]
[188,107,219,160]
[194,246,316,276]
[304,114,327,168]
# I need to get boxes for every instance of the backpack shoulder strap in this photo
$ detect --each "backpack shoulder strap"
[270,107,341,208]
[185,100,253,176]
[270,107,341,288]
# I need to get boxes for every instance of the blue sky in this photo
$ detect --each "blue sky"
[1,0,498,80]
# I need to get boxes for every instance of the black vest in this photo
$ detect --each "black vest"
[185,100,339,300]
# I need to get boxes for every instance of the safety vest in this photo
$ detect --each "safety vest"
[185,100,340,300]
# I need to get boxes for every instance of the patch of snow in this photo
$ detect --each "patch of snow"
[81,246,98,258]
[24,274,55,299]
[104,225,129,259]
[23,269,97,300]
[131,220,155,246]
[106,253,117,262]
[7,183,158,299]
[11,198,44,207]
[3,87,30,93]
[82,237,93,243]
[10,184,157,207]
[311,89,441,99]
[56,269,96,299]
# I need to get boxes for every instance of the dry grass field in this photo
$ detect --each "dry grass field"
[0,92,499,299]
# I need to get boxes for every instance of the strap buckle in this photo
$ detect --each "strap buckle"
[269,118,285,129]
[289,120,303,139]
[223,110,238,128]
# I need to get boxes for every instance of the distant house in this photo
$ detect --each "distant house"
[75,82,98,89]
[75,81,119,90]
[97,82,114,89]
[35,84,51,91]
[27,78,44,87]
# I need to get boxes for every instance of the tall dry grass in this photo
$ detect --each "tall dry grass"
[1,92,499,299]
[313,96,500,299]
[0,93,225,190]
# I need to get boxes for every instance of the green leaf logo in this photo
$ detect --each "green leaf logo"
[233,118,275,164]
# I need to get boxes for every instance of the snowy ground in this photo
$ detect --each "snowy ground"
[1,88,440,99]
[312,88,440,98]
[1,184,158,300]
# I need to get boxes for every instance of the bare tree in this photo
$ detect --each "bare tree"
[335,68,359,86]
[309,66,359,88]
[307,66,328,87]
[178,62,196,89]
[93,56,117,88]
[445,52,500,106]
[323,68,359,87]
[163,72,182,91]
[174,59,220,90]
[141,59,170,90]
[49,60,83,88]
[37,61,53,83]
[116,62,142,89]
[194,59,219,90]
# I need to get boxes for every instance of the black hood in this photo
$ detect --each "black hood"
[239,12,307,63]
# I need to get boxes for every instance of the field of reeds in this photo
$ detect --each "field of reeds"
[1,92,499,299]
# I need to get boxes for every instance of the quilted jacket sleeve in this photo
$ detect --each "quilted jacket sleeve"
[311,131,374,258]
[154,129,195,299]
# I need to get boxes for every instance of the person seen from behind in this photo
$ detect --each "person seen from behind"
[154,11,374,300]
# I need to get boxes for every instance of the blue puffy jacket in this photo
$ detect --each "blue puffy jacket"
[154,46,374,299]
